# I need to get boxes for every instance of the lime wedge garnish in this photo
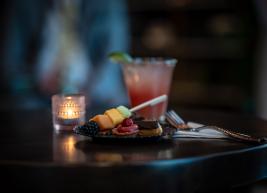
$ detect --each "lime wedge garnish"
[108,51,133,64]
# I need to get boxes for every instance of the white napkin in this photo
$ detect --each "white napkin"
[172,122,229,139]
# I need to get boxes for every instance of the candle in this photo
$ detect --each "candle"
[52,94,86,132]
[58,97,81,119]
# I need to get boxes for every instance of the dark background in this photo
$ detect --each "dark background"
[0,0,262,114]
[128,0,258,113]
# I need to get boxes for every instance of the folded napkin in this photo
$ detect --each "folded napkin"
[172,122,230,139]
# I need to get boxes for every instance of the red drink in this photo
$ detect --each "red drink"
[121,58,176,119]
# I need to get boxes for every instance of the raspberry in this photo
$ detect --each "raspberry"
[121,118,133,127]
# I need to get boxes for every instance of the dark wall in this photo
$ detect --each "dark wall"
[127,0,259,113]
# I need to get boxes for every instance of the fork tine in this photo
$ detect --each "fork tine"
[169,113,182,125]
[165,111,183,125]
[166,111,177,124]
[169,110,185,124]
[165,115,177,127]
[165,112,179,128]
[169,110,182,121]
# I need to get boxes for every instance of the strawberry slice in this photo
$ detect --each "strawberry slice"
[112,128,139,136]
[112,124,139,136]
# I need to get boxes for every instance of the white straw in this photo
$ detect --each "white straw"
[130,95,168,112]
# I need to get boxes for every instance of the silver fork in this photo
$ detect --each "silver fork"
[165,110,265,144]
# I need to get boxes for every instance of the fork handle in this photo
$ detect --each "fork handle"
[204,126,265,144]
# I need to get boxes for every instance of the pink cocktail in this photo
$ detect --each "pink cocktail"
[121,58,176,119]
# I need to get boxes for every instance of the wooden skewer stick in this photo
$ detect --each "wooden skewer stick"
[130,95,168,112]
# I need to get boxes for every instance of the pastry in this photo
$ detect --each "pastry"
[136,120,163,137]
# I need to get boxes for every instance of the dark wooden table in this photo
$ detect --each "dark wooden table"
[1,108,267,193]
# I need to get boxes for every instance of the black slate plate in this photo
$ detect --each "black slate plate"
[73,125,173,143]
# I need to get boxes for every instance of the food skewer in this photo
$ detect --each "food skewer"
[75,95,168,137]
[84,95,168,132]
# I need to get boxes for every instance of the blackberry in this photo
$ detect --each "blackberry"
[81,121,100,136]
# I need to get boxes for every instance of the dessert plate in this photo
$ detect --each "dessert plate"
[73,125,172,143]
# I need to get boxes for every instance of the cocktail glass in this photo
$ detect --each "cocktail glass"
[120,58,177,119]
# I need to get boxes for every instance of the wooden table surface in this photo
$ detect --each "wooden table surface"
[1,108,267,193]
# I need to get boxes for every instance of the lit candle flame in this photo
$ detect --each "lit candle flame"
[58,99,81,119]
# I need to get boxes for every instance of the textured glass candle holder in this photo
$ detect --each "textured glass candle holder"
[52,94,86,132]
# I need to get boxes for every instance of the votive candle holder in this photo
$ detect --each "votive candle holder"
[52,94,86,132]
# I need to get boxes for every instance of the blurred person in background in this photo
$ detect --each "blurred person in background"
[1,0,129,109]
